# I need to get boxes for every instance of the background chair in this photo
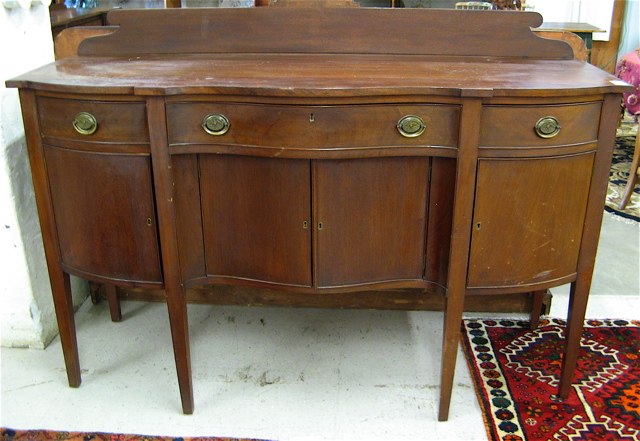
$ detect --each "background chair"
[491,0,521,9]
[616,49,640,210]
[455,2,492,9]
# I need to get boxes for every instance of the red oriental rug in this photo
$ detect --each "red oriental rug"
[461,318,640,441]
[0,428,271,441]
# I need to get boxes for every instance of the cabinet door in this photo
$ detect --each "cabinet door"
[467,153,595,288]
[200,155,312,287]
[315,157,430,288]
[44,146,162,284]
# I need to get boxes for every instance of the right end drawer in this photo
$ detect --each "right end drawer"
[479,102,602,150]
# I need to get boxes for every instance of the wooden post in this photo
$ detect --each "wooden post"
[438,98,482,421]
[18,89,82,389]
[147,96,193,414]
[558,93,622,397]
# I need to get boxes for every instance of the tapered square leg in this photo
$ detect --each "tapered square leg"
[559,281,589,398]
[50,270,81,388]
[438,98,482,421]
[147,96,194,414]
[166,290,193,414]
[438,293,465,421]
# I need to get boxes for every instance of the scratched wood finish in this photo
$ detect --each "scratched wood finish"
[8,55,624,98]
[468,153,595,289]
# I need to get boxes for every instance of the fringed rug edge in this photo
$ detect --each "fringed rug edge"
[0,427,271,441]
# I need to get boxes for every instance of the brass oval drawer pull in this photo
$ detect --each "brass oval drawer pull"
[535,116,561,138]
[202,113,230,136]
[397,115,426,138]
[73,112,98,135]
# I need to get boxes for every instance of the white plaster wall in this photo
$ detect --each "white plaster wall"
[1,4,87,349]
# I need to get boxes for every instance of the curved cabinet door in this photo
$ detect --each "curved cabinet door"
[467,152,595,289]
[200,154,313,287]
[44,145,162,284]
[315,157,430,288]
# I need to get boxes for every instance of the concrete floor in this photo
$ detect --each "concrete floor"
[1,211,638,441]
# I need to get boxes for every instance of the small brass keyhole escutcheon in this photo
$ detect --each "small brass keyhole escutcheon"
[318,222,324,230]
[303,221,309,229]
[202,113,230,136]
[147,218,152,227]
[535,116,561,138]
[397,115,426,138]
[476,222,481,230]
[73,112,98,135]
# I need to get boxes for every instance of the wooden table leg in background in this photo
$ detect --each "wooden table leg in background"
[105,284,122,322]
[529,289,546,330]
[618,132,640,210]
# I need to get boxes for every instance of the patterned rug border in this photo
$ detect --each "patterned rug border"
[461,318,640,441]
[0,428,271,441]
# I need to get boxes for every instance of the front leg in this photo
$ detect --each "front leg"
[167,287,193,414]
[558,281,588,398]
[51,270,82,388]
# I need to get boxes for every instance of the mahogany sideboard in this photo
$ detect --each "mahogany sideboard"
[6,7,631,421]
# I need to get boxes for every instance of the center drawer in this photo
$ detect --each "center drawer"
[166,103,460,149]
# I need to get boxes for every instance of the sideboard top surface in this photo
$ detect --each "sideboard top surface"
[7,54,630,98]
[6,8,631,97]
